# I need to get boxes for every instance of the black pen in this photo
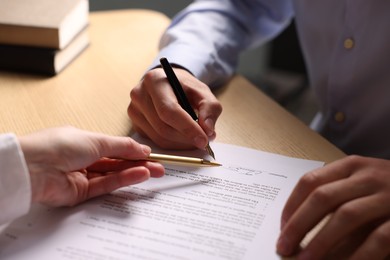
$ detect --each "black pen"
[159,57,216,159]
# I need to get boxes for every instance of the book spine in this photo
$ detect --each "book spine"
[0,45,56,76]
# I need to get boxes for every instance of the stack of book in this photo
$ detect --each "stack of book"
[0,0,89,76]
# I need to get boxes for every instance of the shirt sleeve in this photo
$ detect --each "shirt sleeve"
[0,133,31,225]
[149,0,294,88]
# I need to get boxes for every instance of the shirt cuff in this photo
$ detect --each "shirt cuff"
[149,50,230,89]
[0,133,31,225]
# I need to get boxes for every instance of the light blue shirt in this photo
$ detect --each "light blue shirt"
[151,0,390,159]
[0,133,31,226]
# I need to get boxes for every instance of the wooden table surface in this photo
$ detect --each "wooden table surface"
[0,9,345,164]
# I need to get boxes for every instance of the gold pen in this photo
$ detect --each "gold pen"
[147,153,221,167]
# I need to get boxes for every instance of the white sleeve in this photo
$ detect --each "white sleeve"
[0,133,31,225]
[150,0,294,87]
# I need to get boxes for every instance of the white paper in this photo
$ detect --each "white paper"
[0,142,323,260]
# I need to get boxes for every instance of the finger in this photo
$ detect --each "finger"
[91,132,151,160]
[128,101,160,139]
[86,158,164,177]
[297,194,390,259]
[129,103,195,149]
[130,90,196,148]
[281,157,358,228]
[145,69,209,149]
[86,161,165,179]
[86,166,151,199]
[350,220,390,260]
[150,86,208,149]
[87,159,165,178]
[278,175,374,256]
[325,224,374,259]
[187,83,222,138]
[145,161,165,178]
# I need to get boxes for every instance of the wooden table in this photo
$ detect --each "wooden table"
[0,9,345,164]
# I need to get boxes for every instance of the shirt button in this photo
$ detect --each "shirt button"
[344,38,354,49]
[334,112,345,123]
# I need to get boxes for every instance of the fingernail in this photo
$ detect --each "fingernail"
[277,235,291,255]
[204,118,215,136]
[133,170,150,183]
[194,136,207,149]
[141,145,151,155]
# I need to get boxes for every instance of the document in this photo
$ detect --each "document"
[0,142,323,260]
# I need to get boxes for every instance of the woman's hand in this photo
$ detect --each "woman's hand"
[19,126,165,207]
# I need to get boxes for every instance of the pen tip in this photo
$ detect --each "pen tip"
[202,160,222,167]
[205,144,215,160]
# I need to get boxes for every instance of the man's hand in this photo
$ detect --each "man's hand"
[128,68,222,150]
[277,155,390,259]
[19,126,165,207]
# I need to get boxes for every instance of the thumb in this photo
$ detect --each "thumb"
[94,135,151,160]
